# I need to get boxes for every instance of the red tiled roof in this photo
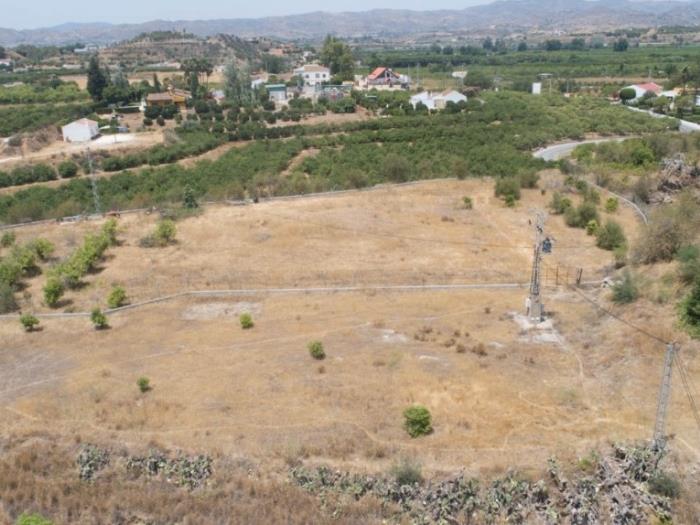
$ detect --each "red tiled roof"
[635,82,662,94]
[367,67,387,80]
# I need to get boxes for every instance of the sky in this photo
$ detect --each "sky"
[4,0,492,30]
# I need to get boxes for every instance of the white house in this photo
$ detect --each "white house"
[265,84,288,103]
[623,82,663,101]
[293,64,330,86]
[61,118,99,143]
[410,90,467,110]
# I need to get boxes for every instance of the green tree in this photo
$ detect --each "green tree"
[240,312,254,329]
[20,313,39,332]
[320,35,354,81]
[612,271,639,304]
[224,61,252,105]
[613,38,629,52]
[43,277,64,308]
[58,160,79,178]
[403,405,433,438]
[107,285,127,308]
[91,308,108,329]
[183,185,199,209]
[596,220,626,250]
[619,87,637,104]
[154,220,176,246]
[86,55,108,101]
[152,72,162,93]
[381,154,411,182]
[137,376,151,393]
[308,340,326,360]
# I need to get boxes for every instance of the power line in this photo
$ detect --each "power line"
[675,353,700,435]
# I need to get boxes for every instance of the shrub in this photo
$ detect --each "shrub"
[154,220,176,246]
[107,285,127,308]
[403,405,433,438]
[647,472,681,498]
[137,376,151,393]
[102,218,119,246]
[0,282,17,313]
[390,458,423,486]
[143,117,153,126]
[26,238,55,260]
[634,194,700,263]
[16,514,53,525]
[680,280,700,338]
[20,313,39,332]
[596,220,626,250]
[463,196,473,210]
[585,220,598,236]
[308,340,325,360]
[494,177,521,201]
[156,116,165,126]
[240,312,254,329]
[611,271,639,304]
[43,278,64,308]
[1,231,16,247]
[566,202,599,228]
[605,197,619,213]
[183,185,199,209]
[58,160,79,178]
[91,308,108,329]
[677,245,700,284]
[549,192,572,214]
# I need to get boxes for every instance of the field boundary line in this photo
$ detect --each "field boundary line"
[0,280,603,320]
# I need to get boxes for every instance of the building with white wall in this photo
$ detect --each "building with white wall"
[61,118,99,143]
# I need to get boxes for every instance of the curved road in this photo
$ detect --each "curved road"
[533,137,630,162]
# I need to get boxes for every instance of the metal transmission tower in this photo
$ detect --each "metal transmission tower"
[86,148,101,215]
[653,342,677,450]
[527,212,545,322]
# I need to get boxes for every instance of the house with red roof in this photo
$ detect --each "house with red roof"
[624,82,663,101]
[366,67,409,87]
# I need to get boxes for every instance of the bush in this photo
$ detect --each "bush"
[647,472,681,498]
[308,340,325,360]
[634,194,700,263]
[611,271,639,304]
[20,313,39,332]
[565,202,599,228]
[0,282,17,313]
[462,196,473,210]
[494,177,520,201]
[107,285,127,308]
[102,218,119,246]
[137,376,151,393]
[156,116,165,126]
[677,245,700,284]
[143,117,153,126]
[240,312,254,329]
[390,458,423,486]
[16,514,53,525]
[605,197,619,213]
[26,238,55,260]
[1,231,16,247]
[154,220,176,246]
[403,405,433,438]
[596,220,626,250]
[58,160,79,178]
[549,192,572,214]
[91,308,108,329]
[680,280,700,338]
[585,220,598,236]
[43,277,64,308]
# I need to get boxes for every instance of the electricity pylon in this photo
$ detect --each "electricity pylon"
[527,212,545,322]
[653,342,677,451]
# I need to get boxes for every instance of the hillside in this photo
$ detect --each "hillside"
[1,178,698,523]
[3,0,700,45]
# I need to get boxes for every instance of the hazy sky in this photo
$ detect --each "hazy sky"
[5,0,491,29]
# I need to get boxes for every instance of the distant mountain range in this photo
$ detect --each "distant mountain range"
[2,0,700,46]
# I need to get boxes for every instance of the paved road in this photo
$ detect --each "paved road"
[533,137,629,162]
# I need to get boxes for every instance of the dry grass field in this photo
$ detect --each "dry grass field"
[1,178,699,522]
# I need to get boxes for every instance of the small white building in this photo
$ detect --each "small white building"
[265,84,288,103]
[61,118,99,143]
[452,71,467,80]
[532,82,542,95]
[410,90,467,110]
[293,64,330,86]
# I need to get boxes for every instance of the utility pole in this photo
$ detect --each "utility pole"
[653,342,677,451]
[527,212,545,322]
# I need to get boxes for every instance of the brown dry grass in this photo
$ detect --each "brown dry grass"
[1,178,699,522]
